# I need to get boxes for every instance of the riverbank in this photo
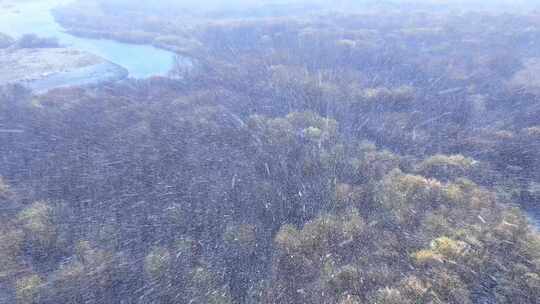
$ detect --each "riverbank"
[50,1,200,56]
[0,0,177,78]
[0,47,127,92]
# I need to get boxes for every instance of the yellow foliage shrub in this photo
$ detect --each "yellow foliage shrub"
[430,236,467,259]
[16,274,43,304]
[412,249,444,266]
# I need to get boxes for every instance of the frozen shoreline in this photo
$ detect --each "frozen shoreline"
[0,47,128,92]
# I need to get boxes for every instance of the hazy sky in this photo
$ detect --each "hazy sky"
[135,0,540,15]
[2,0,538,20]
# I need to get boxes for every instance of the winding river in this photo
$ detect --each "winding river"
[0,0,175,78]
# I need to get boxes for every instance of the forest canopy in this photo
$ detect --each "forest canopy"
[0,0,540,303]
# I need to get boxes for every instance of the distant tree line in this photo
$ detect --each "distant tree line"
[0,33,60,50]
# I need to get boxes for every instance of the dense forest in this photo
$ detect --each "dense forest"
[1,1,540,303]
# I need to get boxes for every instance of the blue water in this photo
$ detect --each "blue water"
[0,0,175,78]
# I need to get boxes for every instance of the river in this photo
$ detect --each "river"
[0,0,175,78]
